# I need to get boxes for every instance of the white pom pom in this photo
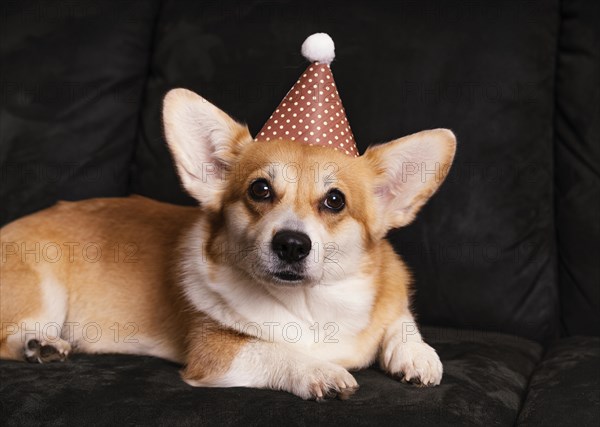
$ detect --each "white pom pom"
[301,33,335,65]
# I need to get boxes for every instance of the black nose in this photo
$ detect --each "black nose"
[271,230,312,263]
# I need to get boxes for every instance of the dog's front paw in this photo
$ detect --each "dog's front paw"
[381,340,443,386]
[290,361,359,401]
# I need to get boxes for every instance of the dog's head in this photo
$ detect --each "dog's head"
[163,89,455,287]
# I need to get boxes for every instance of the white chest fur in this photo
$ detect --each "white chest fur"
[179,223,376,363]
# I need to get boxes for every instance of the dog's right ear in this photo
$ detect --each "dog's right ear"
[163,88,252,209]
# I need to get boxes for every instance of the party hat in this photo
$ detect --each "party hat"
[254,33,359,157]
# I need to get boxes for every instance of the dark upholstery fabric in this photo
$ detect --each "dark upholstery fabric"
[0,0,160,226]
[0,327,542,426]
[554,0,600,337]
[129,0,560,343]
[517,336,600,427]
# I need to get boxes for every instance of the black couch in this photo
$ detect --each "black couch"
[1,1,598,425]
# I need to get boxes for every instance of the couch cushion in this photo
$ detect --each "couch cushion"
[553,0,600,337]
[130,0,560,342]
[0,327,542,426]
[517,336,600,426]
[0,0,160,226]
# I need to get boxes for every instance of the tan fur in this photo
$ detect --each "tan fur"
[182,315,249,384]
[1,198,186,359]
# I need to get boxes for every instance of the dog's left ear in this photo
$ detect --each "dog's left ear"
[163,88,253,209]
[364,129,456,231]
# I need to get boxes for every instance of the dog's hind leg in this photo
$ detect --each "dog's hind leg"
[1,260,71,363]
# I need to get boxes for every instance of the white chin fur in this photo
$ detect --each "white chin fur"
[301,33,335,65]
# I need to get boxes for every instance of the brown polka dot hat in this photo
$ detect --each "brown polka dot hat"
[254,33,359,157]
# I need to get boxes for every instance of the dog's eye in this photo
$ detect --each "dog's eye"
[323,189,345,212]
[249,179,272,201]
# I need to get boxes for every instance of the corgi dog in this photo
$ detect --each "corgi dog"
[0,88,456,401]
